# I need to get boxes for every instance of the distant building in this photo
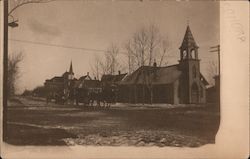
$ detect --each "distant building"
[44,61,75,99]
[101,71,127,102]
[74,72,102,93]
[101,71,127,88]
[44,62,102,102]
[118,25,209,104]
[206,75,220,104]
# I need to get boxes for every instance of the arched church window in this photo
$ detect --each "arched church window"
[191,49,196,59]
[192,65,197,78]
[183,50,187,59]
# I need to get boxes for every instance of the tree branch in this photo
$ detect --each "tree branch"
[8,0,55,16]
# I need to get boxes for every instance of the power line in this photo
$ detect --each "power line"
[9,38,215,63]
[9,38,108,53]
[8,38,178,58]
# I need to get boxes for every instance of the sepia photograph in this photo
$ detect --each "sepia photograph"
[2,0,222,149]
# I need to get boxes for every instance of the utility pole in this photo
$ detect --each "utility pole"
[3,0,53,142]
[210,45,220,107]
[3,0,9,142]
[3,0,20,142]
[210,45,220,76]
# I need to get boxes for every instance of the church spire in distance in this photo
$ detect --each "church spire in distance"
[69,60,73,74]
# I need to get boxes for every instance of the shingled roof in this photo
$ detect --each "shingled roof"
[74,79,101,88]
[101,73,127,83]
[180,25,198,49]
[79,75,92,81]
[120,65,182,85]
[47,76,64,83]
[120,64,209,86]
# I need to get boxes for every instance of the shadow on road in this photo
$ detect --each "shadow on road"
[6,123,77,146]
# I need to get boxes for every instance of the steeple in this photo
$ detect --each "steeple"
[179,25,199,60]
[69,60,73,74]
[178,25,202,104]
[180,25,198,49]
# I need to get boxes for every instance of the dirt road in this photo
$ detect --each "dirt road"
[6,96,220,147]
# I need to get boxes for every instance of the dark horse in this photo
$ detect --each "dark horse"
[46,87,116,109]
[88,87,116,108]
[75,88,91,106]
[99,87,116,108]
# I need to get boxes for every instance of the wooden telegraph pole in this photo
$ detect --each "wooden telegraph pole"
[2,0,53,142]
[3,0,9,142]
[210,45,220,108]
[210,45,220,76]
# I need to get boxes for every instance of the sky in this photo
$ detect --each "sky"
[8,0,220,94]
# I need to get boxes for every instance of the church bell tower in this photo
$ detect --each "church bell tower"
[179,25,201,104]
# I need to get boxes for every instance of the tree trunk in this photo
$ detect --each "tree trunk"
[129,86,131,103]
[134,85,137,103]
[150,85,153,104]
[142,85,145,105]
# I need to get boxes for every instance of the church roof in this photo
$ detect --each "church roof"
[200,74,209,86]
[120,65,182,85]
[180,25,198,49]
[120,65,209,86]
[46,76,64,83]
[62,71,69,77]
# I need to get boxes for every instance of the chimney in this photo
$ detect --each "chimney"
[118,70,121,75]
[87,72,89,76]
[153,59,157,67]
[153,61,157,67]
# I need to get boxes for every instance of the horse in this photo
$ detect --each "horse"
[97,87,116,108]
[75,88,91,106]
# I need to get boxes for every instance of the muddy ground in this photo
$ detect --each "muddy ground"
[5,96,220,147]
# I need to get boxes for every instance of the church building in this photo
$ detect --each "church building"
[44,61,76,99]
[118,25,209,104]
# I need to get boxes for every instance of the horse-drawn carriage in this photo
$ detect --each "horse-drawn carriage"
[45,88,69,104]
[75,86,116,108]
[45,83,116,108]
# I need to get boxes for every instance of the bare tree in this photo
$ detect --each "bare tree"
[147,24,161,66]
[157,37,172,66]
[124,25,171,72]
[207,61,218,85]
[8,0,55,16]
[105,43,120,75]
[91,43,124,80]
[8,52,24,97]
[124,40,137,74]
[124,25,171,104]
[124,28,149,74]
[7,0,55,28]
[90,54,102,80]
[134,26,149,67]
